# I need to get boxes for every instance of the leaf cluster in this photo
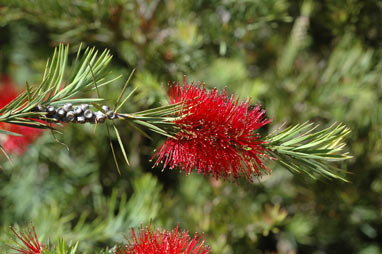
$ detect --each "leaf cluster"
[0,44,115,130]
[265,122,351,181]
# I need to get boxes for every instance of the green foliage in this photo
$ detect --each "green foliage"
[0,44,115,128]
[0,0,381,253]
[265,122,351,181]
[43,239,80,254]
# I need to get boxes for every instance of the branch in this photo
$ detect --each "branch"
[264,122,351,181]
[0,44,178,138]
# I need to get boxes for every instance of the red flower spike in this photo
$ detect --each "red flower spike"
[0,75,44,155]
[153,78,272,181]
[0,75,19,109]
[115,225,210,254]
[9,226,44,254]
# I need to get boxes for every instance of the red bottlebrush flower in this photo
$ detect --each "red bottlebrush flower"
[2,124,44,155]
[0,75,44,155]
[153,78,272,181]
[0,75,19,108]
[115,225,210,254]
[9,226,44,254]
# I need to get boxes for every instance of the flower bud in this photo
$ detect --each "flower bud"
[84,109,93,119]
[66,111,75,122]
[81,104,89,111]
[47,105,55,115]
[77,116,85,123]
[106,111,116,119]
[37,104,46,112]
[57,107,66,116]
[102,105,110,112]
[63,103,73,111]
[96,111,106,123]
[74,106,82,115]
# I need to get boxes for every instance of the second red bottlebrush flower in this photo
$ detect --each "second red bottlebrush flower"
[9,226,44,254]
[116,225,210,254]
[153,78,272,181]
[0,75,44,155]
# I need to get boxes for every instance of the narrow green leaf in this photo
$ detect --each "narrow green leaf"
[113,123,130,166]
[91,102,105,113]
[0,145,11,162]
[133,119,176,138]
[0,129,23,136]
[105,124,120,175]
[25,81,32,102]
[110,136,121,175]
[115,86,138,113]
[114,68,136,112]
[7,120,51,129]
[134,102,183,116]
[91,75,122,89]
[87,58,101,97]
[76,42,83,60]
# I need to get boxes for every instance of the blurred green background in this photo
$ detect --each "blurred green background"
[0,0,381,253]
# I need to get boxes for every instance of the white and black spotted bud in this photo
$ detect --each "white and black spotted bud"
[57,107,66,117]
[66,111,75,122]
[74,106,82,115]
[81,104,89,111]
[63,103,73,112]
[95,111,106,123]
[101,105,110,112]
[47,105,55,115]
[84,109,93,119]
[77,116,85,123]
[106,111,116,120]
[37,104,46,112]
[39,103,116,124]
